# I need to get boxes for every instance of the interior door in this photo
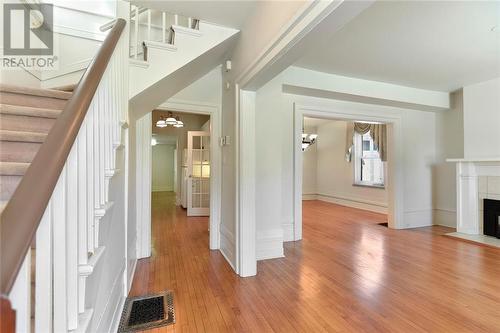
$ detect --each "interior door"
[187,131,210,216]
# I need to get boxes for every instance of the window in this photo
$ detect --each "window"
[353,132,384,187]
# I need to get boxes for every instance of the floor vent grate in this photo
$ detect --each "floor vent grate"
[118,291,175,332]
[378,222,389,227]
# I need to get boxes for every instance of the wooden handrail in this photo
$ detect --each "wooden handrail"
[0,18,126,295]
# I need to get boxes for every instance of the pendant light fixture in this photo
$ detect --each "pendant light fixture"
[302,122,318,151]
[156,112,184,128]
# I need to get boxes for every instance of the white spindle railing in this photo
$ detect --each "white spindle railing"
[8,21,128,333]
[129,4,200,59]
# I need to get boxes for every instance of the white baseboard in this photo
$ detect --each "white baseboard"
[433,209,456,228]
[109,295,125,333]
[94,266,126,333]
[127,258,137,294]
[302,194,317,200]
[152,187,174,192]
[282,223,294,242]
[401,209,433,228]
[256,228,284,261]
[220,225,236,271]
[316,193,388,214]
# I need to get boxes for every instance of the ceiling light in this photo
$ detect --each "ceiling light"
[156,119,167,128]
[174,120,184,128]
[165,116,177,125]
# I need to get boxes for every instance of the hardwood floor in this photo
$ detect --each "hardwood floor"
[129,192,500,332]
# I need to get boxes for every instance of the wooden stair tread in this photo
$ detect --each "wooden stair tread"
[0,130,47,143]
[0,104,61,119]
[0,84,72,100]
[0,162,30,176]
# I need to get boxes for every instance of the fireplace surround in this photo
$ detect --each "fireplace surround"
[484,199,500,239]
[446,158,500,247]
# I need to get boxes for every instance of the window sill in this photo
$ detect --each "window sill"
[353,183,385,189]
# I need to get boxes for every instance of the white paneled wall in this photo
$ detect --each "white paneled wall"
[8,22,129,333]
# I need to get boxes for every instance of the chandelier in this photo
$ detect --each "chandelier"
[302,133,317,151]
[156,112,184,128]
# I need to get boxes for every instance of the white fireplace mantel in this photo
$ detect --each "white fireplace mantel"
[446,158,500,236]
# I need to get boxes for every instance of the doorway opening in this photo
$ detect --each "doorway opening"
[301,116,390,234]
[293,103,404,241]
[152,110,211,218]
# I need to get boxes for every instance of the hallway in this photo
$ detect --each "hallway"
[129,193,500,332]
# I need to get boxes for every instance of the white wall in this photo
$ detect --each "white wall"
[433,90,464,227]
[463,77,500,158]
[313,120,388,212]
[152,144,175,192]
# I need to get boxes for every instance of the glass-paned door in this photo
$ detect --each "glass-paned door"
[187,131,210,216]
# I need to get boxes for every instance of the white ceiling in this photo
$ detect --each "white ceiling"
[131,0,258,28]
[295,1,500,92]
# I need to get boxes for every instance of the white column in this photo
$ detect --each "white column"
[238,89,257,277]
[456,161,480,234]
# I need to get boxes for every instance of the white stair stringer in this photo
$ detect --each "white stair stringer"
[129,22,238,113]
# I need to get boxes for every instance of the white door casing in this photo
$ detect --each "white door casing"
[135,99,222,255]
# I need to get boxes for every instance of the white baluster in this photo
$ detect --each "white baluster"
[10,249,31,333]
[162,12,166,43]
[147,9,151,40]
[188,17,192,29]
[52,168,68,333]
[77,121,88,314]
[98,85,106,205]
[35,208,52,332]
[87,103,96,252]
[66,145,79,330]
[174,14,178,25]
[134,6,139,59]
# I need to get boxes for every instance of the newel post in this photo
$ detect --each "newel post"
[0,296,15,333]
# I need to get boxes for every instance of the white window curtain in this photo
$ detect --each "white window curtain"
[345,122,387,162]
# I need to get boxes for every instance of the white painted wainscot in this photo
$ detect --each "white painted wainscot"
[446,158,500,248]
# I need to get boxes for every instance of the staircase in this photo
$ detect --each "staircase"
[1,18,128,333]
[128,5,238,114]
[0,85,72,212]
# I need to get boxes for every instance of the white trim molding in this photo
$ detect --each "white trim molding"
[238,90,257,276]
[256,228,284,261]
[316,193,388,214]
[136,113,152,259]
[220,225,236,272]
[433,208,456,228]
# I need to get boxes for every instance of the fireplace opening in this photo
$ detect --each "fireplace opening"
[484,199,500,239]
